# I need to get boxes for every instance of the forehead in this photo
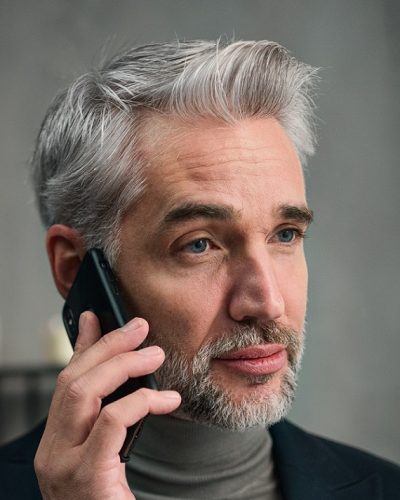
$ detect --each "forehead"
[140,117,305,206]
[120,117,308,240]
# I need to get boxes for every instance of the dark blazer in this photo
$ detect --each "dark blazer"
[0,420,399,499]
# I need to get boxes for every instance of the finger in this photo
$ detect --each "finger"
[72,311,101,357]
[63,317,149,381]
[54,346,166,445]
[86,389,181,460]
[74,346,165,401]
[45,318,150,443]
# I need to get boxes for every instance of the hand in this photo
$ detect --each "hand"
[34,312,181,499]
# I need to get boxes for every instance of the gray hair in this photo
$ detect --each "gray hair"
[32,39,319,264]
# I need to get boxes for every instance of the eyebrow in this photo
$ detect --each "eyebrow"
[277,204,314,226]
[161,202,238,230]
[160,201,313,231]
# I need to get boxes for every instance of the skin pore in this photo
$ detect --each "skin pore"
[113,116,312,428]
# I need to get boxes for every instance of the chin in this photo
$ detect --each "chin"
[175,367,298,431]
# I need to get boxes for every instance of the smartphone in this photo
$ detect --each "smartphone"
[62,247,157,462]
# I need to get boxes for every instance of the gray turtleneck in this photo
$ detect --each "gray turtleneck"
[126,415,282,500]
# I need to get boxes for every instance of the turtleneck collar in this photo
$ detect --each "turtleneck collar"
[126,414,282,500]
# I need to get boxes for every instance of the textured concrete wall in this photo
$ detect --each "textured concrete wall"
[0,0,399,462]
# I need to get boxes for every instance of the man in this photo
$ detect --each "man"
[0,39,399,499]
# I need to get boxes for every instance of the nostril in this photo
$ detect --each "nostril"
[238,316,259,327]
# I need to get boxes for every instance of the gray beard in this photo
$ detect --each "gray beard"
[152,322,304,431]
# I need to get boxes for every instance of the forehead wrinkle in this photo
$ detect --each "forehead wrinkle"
[176,143,275,163]
[173,153,288,184]
[176,146,284,172]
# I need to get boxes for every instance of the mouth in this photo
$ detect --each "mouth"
[214,344,287,376]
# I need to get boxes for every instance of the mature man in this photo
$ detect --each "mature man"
[1,40,399,499]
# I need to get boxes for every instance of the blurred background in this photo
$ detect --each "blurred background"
[0,0,399,463]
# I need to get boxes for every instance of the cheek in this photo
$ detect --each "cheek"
[279,256,308,328]
[119,266,225,357]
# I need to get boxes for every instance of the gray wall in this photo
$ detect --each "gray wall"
[1,0,399,462]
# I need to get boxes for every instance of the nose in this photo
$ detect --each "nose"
[227,249,285,323]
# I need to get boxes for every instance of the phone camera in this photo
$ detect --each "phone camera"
[66,308,75,328]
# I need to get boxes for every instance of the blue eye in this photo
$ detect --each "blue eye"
[277,229,296,243]
[186,239,209,254]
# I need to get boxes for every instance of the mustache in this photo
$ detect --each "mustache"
[192,321,303,371]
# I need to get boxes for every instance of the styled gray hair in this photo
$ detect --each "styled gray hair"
[32,39,318,263]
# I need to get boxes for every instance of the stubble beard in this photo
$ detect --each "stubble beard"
[152,322,305,431]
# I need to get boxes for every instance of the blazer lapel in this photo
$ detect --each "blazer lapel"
[269,421,382,500]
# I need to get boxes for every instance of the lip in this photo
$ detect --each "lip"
[214,344,287,376]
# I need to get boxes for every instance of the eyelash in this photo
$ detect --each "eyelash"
[181,227,306,256]
[275,227,306,244]
[183,238,212,254]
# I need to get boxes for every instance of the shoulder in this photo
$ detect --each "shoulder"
[0,421,45,499]
[274,419,400,473]
[270,420,400,497]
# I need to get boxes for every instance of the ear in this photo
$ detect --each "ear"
[46,225,87,299]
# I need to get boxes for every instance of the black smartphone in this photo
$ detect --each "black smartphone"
[62,247,157,462]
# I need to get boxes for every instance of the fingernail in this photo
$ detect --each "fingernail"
[162,391,181,400]
[139,346,163,356]
[121,317,146,332]
[79,311,89,330]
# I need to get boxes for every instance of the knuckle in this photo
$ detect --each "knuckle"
[98,331,119,350]
[56,367,73,388]
[72,339,85,354]
[99,405,120,427]
[34,452,55,481]
[135,387,152,406]
[64,378,86,402]
[33,454,44,475]
[113,352,128,365]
